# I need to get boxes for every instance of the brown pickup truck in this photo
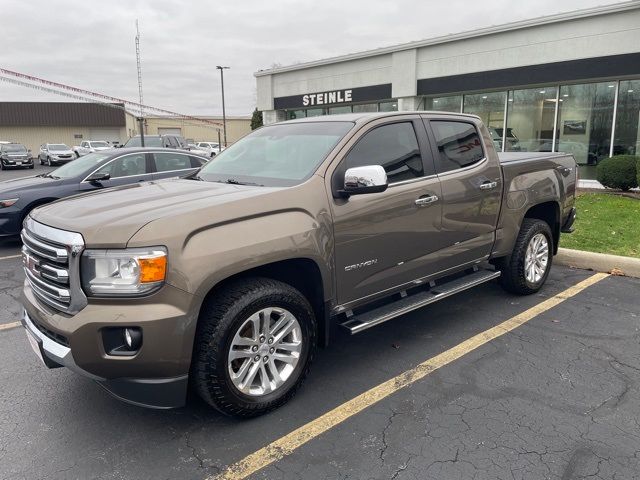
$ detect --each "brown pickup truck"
[20,112,577,417]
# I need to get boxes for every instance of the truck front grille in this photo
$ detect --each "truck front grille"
[21,218,87,314]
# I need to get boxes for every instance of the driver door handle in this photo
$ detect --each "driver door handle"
[479,181,498,190]
[415,195,439,206]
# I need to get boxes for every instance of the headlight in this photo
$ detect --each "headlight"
[0,198,19,208]
[81,247,167,296]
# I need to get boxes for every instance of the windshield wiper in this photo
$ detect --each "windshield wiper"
[37,173,61,179]
[219,178,263,186]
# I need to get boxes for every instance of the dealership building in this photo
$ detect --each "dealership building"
[255,2,640,179]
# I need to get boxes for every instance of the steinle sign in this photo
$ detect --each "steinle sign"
[302,89,352,106]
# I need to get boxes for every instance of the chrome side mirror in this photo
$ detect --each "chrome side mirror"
[341,165,388,197]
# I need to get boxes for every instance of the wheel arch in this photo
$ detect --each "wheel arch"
[196,258,330,348]
[523,201,560,254]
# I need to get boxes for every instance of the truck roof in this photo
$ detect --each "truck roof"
[280,111,481,125]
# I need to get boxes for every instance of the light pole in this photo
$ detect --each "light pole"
[216,65,230,148]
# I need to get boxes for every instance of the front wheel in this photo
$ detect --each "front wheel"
[47,157,52,166]
[498,218,553,295]
[193,278,316,417]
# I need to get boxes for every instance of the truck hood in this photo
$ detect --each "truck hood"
[31,178,281,247]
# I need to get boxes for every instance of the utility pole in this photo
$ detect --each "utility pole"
[216,66,230,147]
[135,20,145,146]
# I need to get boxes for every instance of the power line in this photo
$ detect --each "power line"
[0,75,222,132]
[0,67,222,129]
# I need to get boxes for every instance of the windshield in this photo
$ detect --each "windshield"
[90,141,110,148]
[49,144,70,151]
[125,136,163,147]
[2,144,27,153]
[49,152,113,179]
[197,122,353,186]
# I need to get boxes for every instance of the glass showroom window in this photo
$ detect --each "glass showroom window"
[306,108,325,117]
[288,110,306,120]
[424,95,462,113]
[352,103,377,113]
[464,92,507,151]
[378,101,398,112]
[613,79,640,156]
[328,105,352,115]
[505,87,558,152]
[556,82,615,179]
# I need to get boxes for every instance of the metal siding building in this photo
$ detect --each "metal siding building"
[0,102,251,154]
[0,102,129,153]
[255,2,640,179]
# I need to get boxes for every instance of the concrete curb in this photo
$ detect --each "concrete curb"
[555,248,640,278]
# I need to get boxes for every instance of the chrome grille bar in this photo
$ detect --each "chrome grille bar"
[22,217,87,314]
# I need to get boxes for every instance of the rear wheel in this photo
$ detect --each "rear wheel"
[498,218,553,295]
[193,278,316,417]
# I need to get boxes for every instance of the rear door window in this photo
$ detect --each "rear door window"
[153,152,192,172]
[429,121,485,173]
[94,153,148,178]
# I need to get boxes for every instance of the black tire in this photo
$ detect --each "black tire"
[28,164,34,169]
[498,218,553,295]
[47,157,51,166]
[0,162,4,170]
[193,277,316,417]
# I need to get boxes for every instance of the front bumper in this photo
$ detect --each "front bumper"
[1,158,32,168]
[21,282,196,409]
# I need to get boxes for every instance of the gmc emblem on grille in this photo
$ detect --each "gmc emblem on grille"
[22,251,40,277]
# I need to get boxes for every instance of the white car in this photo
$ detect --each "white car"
[38,143,77,166]
[73,140,113,157]
[187,143,210,157]
[196,141,225,157]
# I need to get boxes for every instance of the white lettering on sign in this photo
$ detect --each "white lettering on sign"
[301,89,354,107]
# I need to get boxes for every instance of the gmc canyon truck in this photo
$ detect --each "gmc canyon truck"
[20,112,577,417]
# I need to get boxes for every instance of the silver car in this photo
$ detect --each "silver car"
[38,144,77,166]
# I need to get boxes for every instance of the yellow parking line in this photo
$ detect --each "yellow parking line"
[0,321,21,331]
[211,272,609,480]
[0,254,21,261]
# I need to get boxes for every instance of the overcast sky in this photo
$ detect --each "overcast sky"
[0,0,626,116]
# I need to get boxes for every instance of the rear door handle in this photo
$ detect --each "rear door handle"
[415,195,439,206]
[479,181,498,190]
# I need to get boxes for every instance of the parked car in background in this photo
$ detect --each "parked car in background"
[123,134,190,150]
[73,140,113,157]
[38,144,76,166]
[196,141,224,157]
[0,143,33,170]
[187,143,209,157]
[0,148,207,237]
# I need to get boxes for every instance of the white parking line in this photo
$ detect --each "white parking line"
[0,254,21,261]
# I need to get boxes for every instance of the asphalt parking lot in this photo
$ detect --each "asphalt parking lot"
[0,160,57,181]
[1,243,640,479]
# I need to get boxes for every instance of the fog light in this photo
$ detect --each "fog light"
[123,328,142,350]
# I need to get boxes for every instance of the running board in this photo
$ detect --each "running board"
[341,269,501,334]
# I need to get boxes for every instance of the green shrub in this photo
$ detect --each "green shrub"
[596,155,638,191]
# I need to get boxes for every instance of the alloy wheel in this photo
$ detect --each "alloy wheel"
[524,233,549,283]
[227,307,302,396]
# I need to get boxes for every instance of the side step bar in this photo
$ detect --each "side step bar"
[340,269,501,334]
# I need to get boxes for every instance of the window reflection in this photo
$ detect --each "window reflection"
[556,82,615,179]
[505,87,557,152]
[614,80,640,155]
[424,95,462,113]
[463,92,507,151]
